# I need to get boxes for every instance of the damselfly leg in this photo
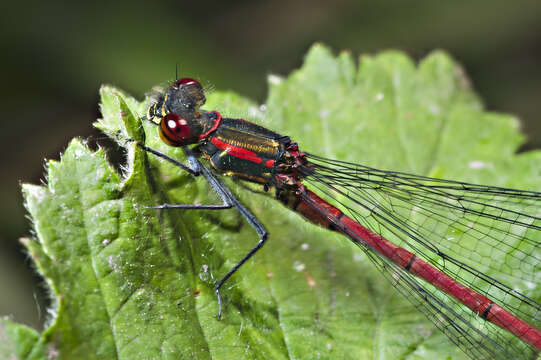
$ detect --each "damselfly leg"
[137,142,268,318]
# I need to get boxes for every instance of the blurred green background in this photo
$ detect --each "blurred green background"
[1,0,540,330]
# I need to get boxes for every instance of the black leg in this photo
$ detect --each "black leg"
[146,203,232,210]
[196,165,268,318]
[144,145,233,210]
[136,142,201,176]
[141,144,269,318]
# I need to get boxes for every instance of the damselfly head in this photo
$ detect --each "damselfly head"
[145,77,210,146]
[146,77,206,124]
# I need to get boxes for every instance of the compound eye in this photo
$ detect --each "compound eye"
[175,77,202,88]
[159,113,192,146]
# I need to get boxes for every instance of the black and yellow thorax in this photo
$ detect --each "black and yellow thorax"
[199,117,292,184]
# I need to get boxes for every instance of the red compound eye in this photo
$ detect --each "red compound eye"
[159,113,192,146]
[175,77,201,88]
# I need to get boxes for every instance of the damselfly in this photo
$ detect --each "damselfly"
[134,77,540,359]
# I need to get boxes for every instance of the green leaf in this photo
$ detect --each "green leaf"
[10,44,541,359]
[1,317,43,359]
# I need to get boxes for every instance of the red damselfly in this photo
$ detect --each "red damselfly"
[134,77,541,359]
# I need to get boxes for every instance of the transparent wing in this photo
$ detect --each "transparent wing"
[301,153,541,359]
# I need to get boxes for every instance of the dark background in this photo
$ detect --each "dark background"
[1,0,540,329]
